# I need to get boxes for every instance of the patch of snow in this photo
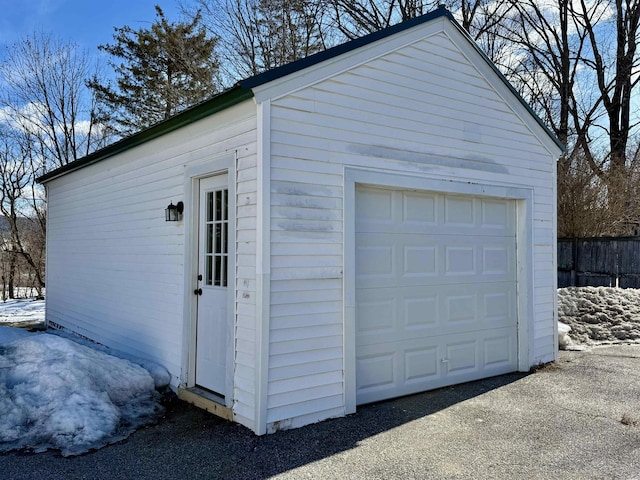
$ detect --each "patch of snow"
[558,287,640,345]
[0,298,45,327]
[51,329,171,390]
[557,321,572,349]
[0,327,165,456]
[0,299,170,388]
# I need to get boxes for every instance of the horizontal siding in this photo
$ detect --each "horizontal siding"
[265,30,557,426]
[45,100,258,429]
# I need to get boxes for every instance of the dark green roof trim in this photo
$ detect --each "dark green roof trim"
[37,86,253,183]
[239,6,453,90]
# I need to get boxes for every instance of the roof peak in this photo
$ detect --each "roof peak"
[240,7,453,90]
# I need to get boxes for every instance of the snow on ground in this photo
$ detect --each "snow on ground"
[558,287,640,345]
[0,298,45,327]
[0,300,170,456]
[1,287,637,456]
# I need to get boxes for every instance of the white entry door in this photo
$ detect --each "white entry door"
[195,174,230,396]
[355,186,518,405]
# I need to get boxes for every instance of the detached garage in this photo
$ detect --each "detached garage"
[39,7,563,435]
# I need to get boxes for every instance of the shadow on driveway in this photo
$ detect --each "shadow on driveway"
[1,371,526,479]
[3,346,640,479]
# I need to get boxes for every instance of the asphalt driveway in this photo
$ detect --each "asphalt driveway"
[3,345,640,479]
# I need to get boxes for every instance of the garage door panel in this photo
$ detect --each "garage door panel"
[356,327,517,405]
[356,283,517,345]
[356,187,515,237]
[357,187,438,234]
[357,352,396,391]
[403,191,437,226]
[356,244,395,279]
[405,346,439,382]
[355,187,395,226]
[485,334,515,367]
[404,245,437,278]
[357,233,515,288]
[481,198,515,232]
[444,339,478,374]
[356,295,396,334]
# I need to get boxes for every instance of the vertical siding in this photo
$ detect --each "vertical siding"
[264,30,558,427]
[45,101,258,428]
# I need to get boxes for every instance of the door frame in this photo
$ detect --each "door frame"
[343,167,534,414]
[182,153,236,407]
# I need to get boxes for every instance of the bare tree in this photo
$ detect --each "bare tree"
[502,1,640,237]
[0,34,107,294]
[573,0,640,179]
[191,0,332,82]
[330,2,508,37]
[329,0,430,38]
[0,128,44,295]
[0,33,110,172]
[327,0,515,68]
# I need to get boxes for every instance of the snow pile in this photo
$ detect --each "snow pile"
[0,327,165,456]
[557,321,572,349]
[558,287,640,345]
[0,298,45,327]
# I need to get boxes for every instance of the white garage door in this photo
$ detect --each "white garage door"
[355,185,518,405]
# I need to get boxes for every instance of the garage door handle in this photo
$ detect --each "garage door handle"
[441,358,449,363]
[194,288,202,296]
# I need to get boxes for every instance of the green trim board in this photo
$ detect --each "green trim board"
[37,86,253,183]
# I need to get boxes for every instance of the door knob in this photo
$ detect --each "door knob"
[194,288,203,296]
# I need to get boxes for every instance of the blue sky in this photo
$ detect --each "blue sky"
[0,1,182,54]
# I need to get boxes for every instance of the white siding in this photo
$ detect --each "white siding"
[263,28,558,428]
[45,100,258,428]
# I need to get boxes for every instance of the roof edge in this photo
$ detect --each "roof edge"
[39,5,563,184]
[239,6,453,90]
[447,19,565,154]
[37,86,253,184]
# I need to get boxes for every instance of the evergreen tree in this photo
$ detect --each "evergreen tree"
[89,6,220,136]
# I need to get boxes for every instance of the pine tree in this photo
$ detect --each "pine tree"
[89,6,220,136]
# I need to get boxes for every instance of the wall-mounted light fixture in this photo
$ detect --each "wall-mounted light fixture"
[165,201,184,222]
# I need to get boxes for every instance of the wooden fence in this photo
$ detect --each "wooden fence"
[558,237,640,288]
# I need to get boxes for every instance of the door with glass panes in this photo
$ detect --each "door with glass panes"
[195,174,229,395]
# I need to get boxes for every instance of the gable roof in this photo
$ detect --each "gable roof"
[38,7,563,184]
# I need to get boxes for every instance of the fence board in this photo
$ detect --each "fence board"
[558,237,640,288]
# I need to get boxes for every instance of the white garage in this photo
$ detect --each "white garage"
[40,8,562,435]
[354,185,518,404]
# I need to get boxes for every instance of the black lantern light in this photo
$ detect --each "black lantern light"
[165,201,184,221]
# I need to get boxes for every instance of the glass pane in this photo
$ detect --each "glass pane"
[215,224,222,254]
[207,192,213,222]
[223,189,228,221]
[215,190,222,221]
[207,224,213,255]
[206,255,213,286]
[223,223,228,254]
[214,256,222,286]
[222,256,227,287]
